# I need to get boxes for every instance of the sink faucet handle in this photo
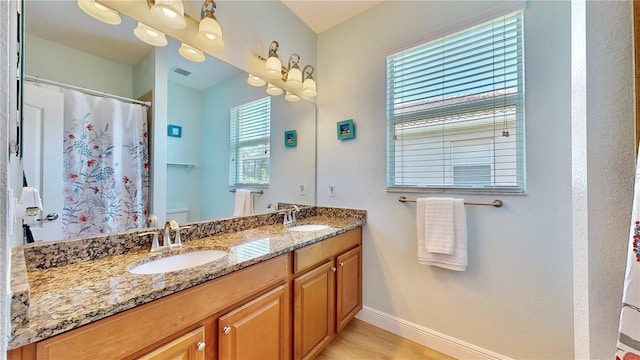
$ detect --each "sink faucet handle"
[146,214,157,227]
[138,231,162,252]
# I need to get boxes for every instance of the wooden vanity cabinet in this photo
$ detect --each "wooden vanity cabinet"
[292,228,363,360]
[218,284,290,360]
[9,255,289,360]
[8,227,363,360]
[137,326,206,360]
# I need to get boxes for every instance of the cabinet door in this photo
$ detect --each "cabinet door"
[137,327,206,360]
[293,260,335,360]
[336,246,362,333]
[218,284,289,360]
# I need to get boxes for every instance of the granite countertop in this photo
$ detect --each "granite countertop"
[9,211,365,350]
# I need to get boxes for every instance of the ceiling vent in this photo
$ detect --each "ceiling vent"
[171,66,192,76]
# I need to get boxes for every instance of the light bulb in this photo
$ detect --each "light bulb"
[247,74,266,87]
[150,0,187,29]
[284,92,301,102]
[266,83,283,96]
[179,43,205,62]
[301,78,317,97]
[286,67,302,89]
[134,22,168,47]
[265,56,282,79]
[77,0,121,25]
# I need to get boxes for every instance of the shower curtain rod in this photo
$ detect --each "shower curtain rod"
[24,75,152,107]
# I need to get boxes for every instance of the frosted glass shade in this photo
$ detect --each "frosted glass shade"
[301,78,317,97]
[286,67,302,89]
[77,0,121,25]
[265,56,282,79]
[247,74,266,87]
[179,43,205,62]
[133,22,168,47]
[199,17,222,40]
[266,83,284,96]
[150,0,187,29]
[284,92,300,102]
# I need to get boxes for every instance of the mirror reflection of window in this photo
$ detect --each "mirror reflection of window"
[229,97,271,186]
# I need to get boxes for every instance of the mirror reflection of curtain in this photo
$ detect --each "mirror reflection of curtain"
[60,88,149,239]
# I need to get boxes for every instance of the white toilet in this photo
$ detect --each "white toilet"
[166,207,189,224]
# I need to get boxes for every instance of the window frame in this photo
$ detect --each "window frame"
[385,10,526,195]
[229,96,271,187]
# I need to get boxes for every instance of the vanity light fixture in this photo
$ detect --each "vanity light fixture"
[266,83,284,96]
[147,0,187,29]
[284,92,300,102]
[198,0,224,50]
[301,65,317,97]
[76,0,121,25]
[247,74,267,87]
[265,41,283,80]
[255,40,318,99]
[133,22,168,47]
[179,42,205,62]
[285,54,302,90]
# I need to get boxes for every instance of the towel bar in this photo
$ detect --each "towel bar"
[229,189,264,194]
[398,196,503,208]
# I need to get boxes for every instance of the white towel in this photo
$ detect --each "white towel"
[233,189,254,216]
[423,198,455,254]
[417,198,468,271]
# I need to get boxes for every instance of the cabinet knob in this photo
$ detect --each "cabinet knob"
[196,342,206,351]
[331,267,337,272]
[339,262,344,267]
[223,326,231,335]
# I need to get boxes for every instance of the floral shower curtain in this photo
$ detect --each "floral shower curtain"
[617,155,640,360]
[61,88,149,239]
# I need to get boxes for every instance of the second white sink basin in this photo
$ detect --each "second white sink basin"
[130,250,228,275]
[288,224,330,232]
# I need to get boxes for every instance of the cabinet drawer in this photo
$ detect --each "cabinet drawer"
[293,228,361,275]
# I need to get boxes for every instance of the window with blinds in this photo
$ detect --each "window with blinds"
[229,97,271,186]
[386,10,525,193]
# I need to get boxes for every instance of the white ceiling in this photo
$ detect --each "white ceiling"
[281,0,383,34]
[23,1,382,89]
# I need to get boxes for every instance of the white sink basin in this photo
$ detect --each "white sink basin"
[129,250,228,274]
[288,224,330,232]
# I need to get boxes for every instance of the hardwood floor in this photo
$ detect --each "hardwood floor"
[316,319,456,360]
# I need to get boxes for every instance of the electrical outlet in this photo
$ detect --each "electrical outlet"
[299,183,305,195]
[328,184,335,197]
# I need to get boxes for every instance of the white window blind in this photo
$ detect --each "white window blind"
[229,97,271,186]
[386,10,525,193]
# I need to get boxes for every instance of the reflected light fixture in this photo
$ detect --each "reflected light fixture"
[284,92,300,102]
[198,0,224,50]
[247,74,267,87]
[257,40,317,98]
[77,0,121,25]
[266,83,284,96]
[179,43,205,62]
[147,0,187,29]
[133,22,168,47]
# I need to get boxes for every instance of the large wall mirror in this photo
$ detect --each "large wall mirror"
[20,0,316,243]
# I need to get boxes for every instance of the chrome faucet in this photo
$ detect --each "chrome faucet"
[278,209,293,226]
[291,205,300,223]
[138,219,190,252]
[278,206,300,226]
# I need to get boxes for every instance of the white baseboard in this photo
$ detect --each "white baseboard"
[355,306,513,360]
